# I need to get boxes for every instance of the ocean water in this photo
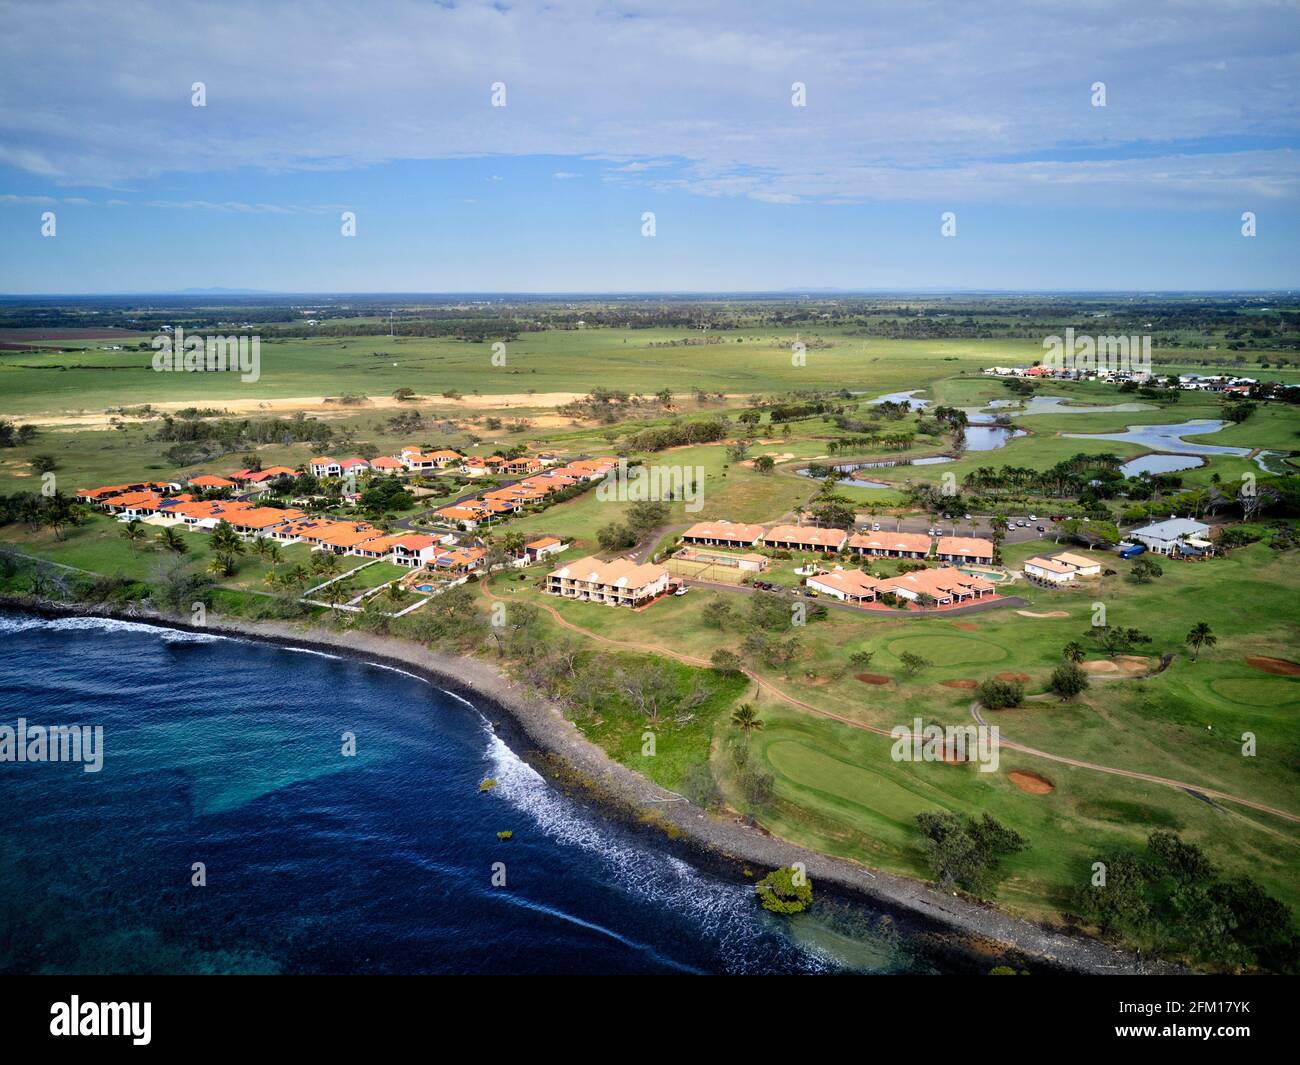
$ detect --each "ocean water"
[0,612,951,975]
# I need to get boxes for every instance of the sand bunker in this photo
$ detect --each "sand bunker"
[1016,610,1069,618]
[1081,656,1150,676]
[856,673,891,685]
[1008,770,1054,795]
[1247,656,1300,677]
[942,679,978,690]
[995,672,1031,683]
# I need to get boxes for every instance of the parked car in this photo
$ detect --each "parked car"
[871,522,881,531]
[673,585,688,596]
[1036,525,1046,533]
[1028,514,1037,522]
[963,513,973,521]
[1005,522,1016,531]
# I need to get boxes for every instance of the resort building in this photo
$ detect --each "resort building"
[188,474,237,490]
[459,455,506,477]
[433,504,488,530]
[680,521,764,550]
[846,531,931,559]
[761,524,848,553]
[1053,551,1103,576]
[369,456,405,475]
[805,569,880,603]
[339,457,371,475]
[876,566,995,605]
[401,448,462,471]
[524,536,567,563]
[935,536,995,566]
[1128,518,1213,556]
[546,555,670,607]
[431,546,487,574]
[309,456,343,478]
[1023,556,1078,584]
[226,507,306,538]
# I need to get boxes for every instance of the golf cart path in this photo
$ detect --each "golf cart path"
[481,580,1300,829]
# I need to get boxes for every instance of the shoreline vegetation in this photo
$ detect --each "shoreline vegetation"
[2,594,1181,975]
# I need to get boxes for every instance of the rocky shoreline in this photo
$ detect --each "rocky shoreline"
[5,595,1185,975]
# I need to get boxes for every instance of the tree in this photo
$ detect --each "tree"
[731,703,763,736]
[1185,622,1216,661]
[149,555,212,614]
[899,650,931,676]
[701,599,733,628]
[318,581,352,609]
[626,500,669,533]
[915,811,1028,897]
[155,526,188,554]
[848,649,875,669]
[978,678,1024,709]
[596,522,638,551]
[1129,557,1163,584]
[209,520,245,567]
[1062,641,1086,663]
[1048,662,1089,701]
[754,866,813,914]
[752,455,775,474]
[120,518,148,550]
[710,647,743,675]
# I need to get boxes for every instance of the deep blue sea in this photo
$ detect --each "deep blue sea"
[0,612,951,975]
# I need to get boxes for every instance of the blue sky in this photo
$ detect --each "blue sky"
[1,0,1297,293]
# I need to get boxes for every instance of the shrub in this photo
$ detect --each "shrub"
[978,678,1024,709]
[754,866,813,914]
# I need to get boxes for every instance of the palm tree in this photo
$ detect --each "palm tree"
[319,581,352,609]
[208,552,238,578]
[1186,622,1216,661]
[120,519,147,550]
[1062,641,1086,663]
[264,570,280,592]
[731,703,764,736]
[155,526,188,553]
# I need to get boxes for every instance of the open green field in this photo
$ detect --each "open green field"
[6,325,1299,416]
[4,316,1298,959]
[488,535,1300,924]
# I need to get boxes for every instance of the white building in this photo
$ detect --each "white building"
[1129,518,1212,556]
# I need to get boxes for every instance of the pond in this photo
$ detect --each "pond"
[971,396,1155,417]
[963,425,1026,451]
[869,389,929,410]
[1118,454,1206,478]
[1064,419,1251,458]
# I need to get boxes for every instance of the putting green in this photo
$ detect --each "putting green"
[1207,676,1300,708]
[886,633,1010,667]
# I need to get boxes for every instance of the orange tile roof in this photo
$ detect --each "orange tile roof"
[847,531,932,554]
[936,536,994,558]
[189,475,237,488]
[683,521,764,543]
[763,524,848,549]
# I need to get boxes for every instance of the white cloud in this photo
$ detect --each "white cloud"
[0,0,1296,207]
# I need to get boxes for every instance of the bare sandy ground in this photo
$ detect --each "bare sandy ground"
[15,391,594,431]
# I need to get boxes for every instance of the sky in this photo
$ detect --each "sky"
[1,0,1298,294]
